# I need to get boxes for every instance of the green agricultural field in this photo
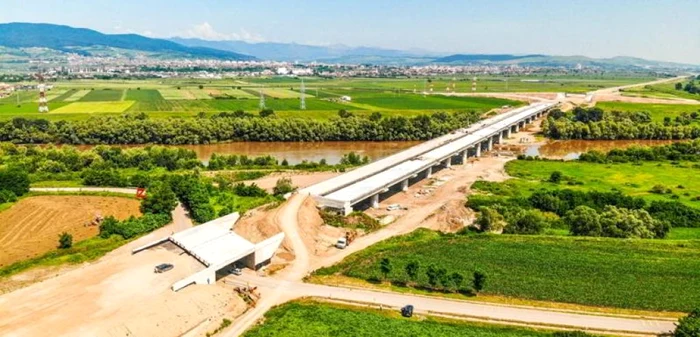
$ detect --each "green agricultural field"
[124,89,164,101]
[61,89,92,102]
[0,102,70,114]
[316,229,700,312]
[79,89,124,102]
[245,74,657,94]
[263,87,312,98]
[52,101,135,113]
[50,89,78,102]
[505,160,700,207]
[243,300,564,337]
[353,94,517,110]
[622,81,700,101]
[596,102,700,122]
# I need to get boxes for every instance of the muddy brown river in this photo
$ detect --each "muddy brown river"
[526,139,681,160]
[75,141,421,165]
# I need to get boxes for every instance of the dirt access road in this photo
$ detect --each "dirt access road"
[224,120,676,337]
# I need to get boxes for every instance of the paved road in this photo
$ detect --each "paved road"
[227,275,675,336]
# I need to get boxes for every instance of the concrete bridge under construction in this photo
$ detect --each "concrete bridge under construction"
[302,101,557,215]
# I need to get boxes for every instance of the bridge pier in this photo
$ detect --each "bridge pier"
[371,194,379,209]
[497,132,503,144]
[514,124,519,133]
[401,179,409,191]
[461,150,468,163]
[505,128,511,138]
[425,166,433,178]
[443,158,451,168]
[475,144,481,157]
[487,137,493,151]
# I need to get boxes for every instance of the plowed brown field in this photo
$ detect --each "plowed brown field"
[0,196,141,267]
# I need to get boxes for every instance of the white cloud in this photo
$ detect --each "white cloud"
[182,22,265,42]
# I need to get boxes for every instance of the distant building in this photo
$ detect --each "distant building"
[276,67,289,75]
[340,95,352,102]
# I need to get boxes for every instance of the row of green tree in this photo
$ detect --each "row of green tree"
[543,107,700,140]
[0,110,480,144]
[468,184,700,237]
[578,140,700,163]
[364,258,487,295]
[675,76,700,95]
[0,143,369,175]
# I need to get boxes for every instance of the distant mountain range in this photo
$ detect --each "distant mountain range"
[0,23,254,60]
[170,37,435,64]
[0,22,697,70]
[432,54,699,69]
[171,37,699,69]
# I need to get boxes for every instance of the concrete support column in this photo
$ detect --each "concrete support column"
[426,166,433,178]
[505,128,511,139]
[444,158,451,168]
[401,179,409,191]
[371,194,379,209]
[487,137,493,151]
[497,132,503,144]
[514,124,520,133]
[475,144,481,157]
[461,150,468,163]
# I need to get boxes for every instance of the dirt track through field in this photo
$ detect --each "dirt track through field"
[0,196,141,267]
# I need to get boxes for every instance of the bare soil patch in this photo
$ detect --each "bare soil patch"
[0,196,141,267]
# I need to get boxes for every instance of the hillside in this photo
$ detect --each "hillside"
[170,37,432,63]
[0,23,254,60]
[433,53,700,70]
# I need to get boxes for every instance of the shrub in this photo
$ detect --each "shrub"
[548,171,563,183]
[273,177,295,196]
[674,308,700,337]
[476,207,506,233]
[58,232,73,249]
[0,167,30,197]
[0,189,17,203]
[473,271,486,293]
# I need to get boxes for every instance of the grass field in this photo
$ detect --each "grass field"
[79,89,124,102]
[596,102,700,122]
[52,101,135,113]
[315,229,700,312]
[505,160,700,207]
[622,81,700,101]
[243,300,564,337]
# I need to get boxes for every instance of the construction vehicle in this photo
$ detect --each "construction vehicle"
[235,285,260,307]
[336,231,357,249]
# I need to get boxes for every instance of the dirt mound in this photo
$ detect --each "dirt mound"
[422,199,475,233]
[296,197,345,258]
[0,195,141,267]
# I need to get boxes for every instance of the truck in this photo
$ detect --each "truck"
[335,237,348,249]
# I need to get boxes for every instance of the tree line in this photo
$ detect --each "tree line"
[578,140,700,163]
[675,76,700,95]
[542,107,700,140]
[0,110,481,144]
[468,181,700,238]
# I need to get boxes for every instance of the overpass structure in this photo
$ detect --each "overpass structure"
[302,102,557,215]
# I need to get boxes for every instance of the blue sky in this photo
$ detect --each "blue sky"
[1,0,699,64]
